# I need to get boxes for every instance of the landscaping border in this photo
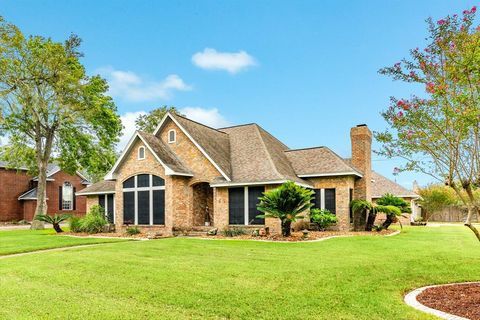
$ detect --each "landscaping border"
[404,282,480,320]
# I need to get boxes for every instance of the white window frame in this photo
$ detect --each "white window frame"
[62,182,74,211]
[138,146,146,160]
[122,174,165,225]
[167,129,176,143]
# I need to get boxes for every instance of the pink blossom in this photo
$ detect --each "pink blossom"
[426,82,435,93]
[472,6,477,13]
[397,111,404,118]
[437,19,446,25]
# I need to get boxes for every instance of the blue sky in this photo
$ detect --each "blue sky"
[2,0,476,188]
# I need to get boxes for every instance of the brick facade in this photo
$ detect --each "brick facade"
[350,125,372,202]
[0,167,87,222]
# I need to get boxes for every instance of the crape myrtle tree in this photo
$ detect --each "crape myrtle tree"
[0,17,122,228]
[135,106,183,133]
[376,7,480,240]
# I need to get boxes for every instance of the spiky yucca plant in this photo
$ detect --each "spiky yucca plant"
[34,214,71,233]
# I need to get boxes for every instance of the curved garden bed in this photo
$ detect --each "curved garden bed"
[405,282,480,320]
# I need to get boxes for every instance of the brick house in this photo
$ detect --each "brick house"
[0,163,89,222]
[77,112,418,234]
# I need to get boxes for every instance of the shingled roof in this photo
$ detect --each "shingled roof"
[218,124,311,186]
[76,180,116,195]
[285,147,362,177]
[371,171,418,198]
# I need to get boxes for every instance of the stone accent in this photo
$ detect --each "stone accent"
[192,182,213,226]
[350,125,372,202]
[306,176,355,231]
[158,118,222,181]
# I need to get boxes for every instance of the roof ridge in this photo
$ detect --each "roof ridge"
[253,124,284,180]
[218,123,257,130]
[284,146,326,152]
[255,124,289,150]
[171,113,228,135]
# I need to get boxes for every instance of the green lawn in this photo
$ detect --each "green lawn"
[0,227,479,319]
[0,229,126,255]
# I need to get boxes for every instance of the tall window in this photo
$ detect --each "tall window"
[311,188,336,214]
[138,146,145,160]
[168,129,176,143]
[62,182,73,210]
[122,174,165,225]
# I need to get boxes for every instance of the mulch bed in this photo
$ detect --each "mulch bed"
[208,229,396,242]
[60,232,155,239]
[417,283,480,320]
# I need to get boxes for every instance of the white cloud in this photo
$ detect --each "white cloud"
[180,107,231,128]
[97,66,191,102]
[192,48,256,74]
[117,111,146,150]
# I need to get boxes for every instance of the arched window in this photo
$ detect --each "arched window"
[122,174,165,225]
[138,146,145,160]
[62,182,73,210]
[168,129,176,143]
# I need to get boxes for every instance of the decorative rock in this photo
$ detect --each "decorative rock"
[207,228,218,236]
[302,229,309,239]
[252,229,260,237]
[146,232,163,239]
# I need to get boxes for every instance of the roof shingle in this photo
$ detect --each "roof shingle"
[76,180,116,195]
[371,171,418,198]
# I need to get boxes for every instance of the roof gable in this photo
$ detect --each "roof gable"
[153,113,231,181]
[104,131,193,180]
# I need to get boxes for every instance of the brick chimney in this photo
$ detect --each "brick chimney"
[350,124,372,201]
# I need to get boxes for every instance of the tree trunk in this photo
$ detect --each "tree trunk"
[465,207,480,241]
[281,220,292,237]
[365,212,376,231]
[53,223,63,233]
[382,215,394,230]
[30,160,48,230]
[353,210,367,231]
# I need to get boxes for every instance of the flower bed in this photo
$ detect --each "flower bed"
[208,229,397,242]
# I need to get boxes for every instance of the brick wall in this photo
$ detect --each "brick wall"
[45,170,87,217]
[0,168,32,221]
[306,176,356,231]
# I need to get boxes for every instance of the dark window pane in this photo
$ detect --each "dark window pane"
[325,188,336,214]
[152,175,165,187]
[137,191,150,224]
[169,130,175,142]
[98,195,105,209]
[137,174,150,188]
[107,194,114,223]
[138,147,145,159]
[311,189,321,210]
[123,192,135,224]
[153,190,165,225]
[349,188,353,223]
[248,186,265,225]
[229,188,244,225]
[123,177,135,188]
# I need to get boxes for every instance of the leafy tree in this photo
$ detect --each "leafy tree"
[418,185,458,221]
[34,214,71,233]
[135,106,184,133]
[376,7,480,240]
[257,181,314,236]
[0,17,122,228]
[376,193,410,229]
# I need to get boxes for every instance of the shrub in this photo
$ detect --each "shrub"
[69,216,82,233]
[34,213,71,233]
[70,205,108,234]
[221,227,248,237]
[310,209,337,230]
[293,220,311,232]
[125,226,141,236]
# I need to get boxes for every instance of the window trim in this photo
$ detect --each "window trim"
[167,129,176,143]
[62,181,74,211]
[122,174,165,226]
[138,146,146,160]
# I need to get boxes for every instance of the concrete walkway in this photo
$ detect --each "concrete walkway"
[0,223,67,231]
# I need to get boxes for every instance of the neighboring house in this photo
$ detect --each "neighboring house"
[77,112,417,234]
[0,163,89,222]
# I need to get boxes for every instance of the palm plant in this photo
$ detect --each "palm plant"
[34,213,71,233]
[257,181,314,236]
[376,193,410,229]
[350,199,401,231]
